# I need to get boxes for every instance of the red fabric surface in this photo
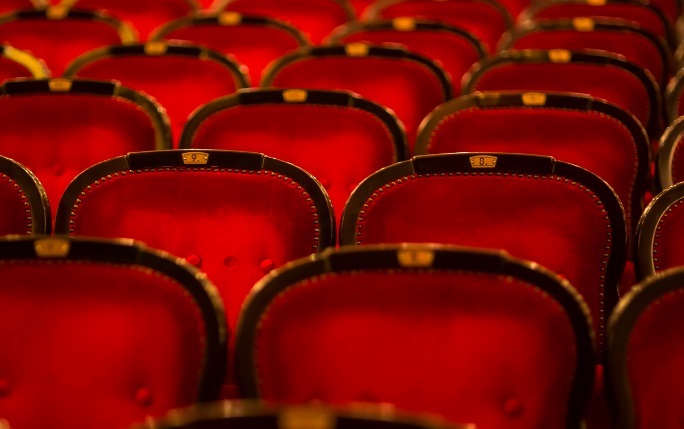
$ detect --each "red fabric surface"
[161,24,303,85]
[353,174,612,345]
[469,63,651,133]
[425,108,640,233]
[0,262,206,429]
[0,173,34,235]
[0,1,35,15]
[68,0,195,40]
[338,29,481,93]
[374,0,509,53]
[255,271,578,429]
[651,197,684,272]
[269,56,446,152]
[627,290,684,428]
[348,0,376,16]
[189,104,397,226]
[0,19,124,76]
[0,55,41,82]
[619,260,636,296]
[509,30,666,86]
[197,0,216,9]
[71,55,243,146]
[0,94,159,213]
[532,4,668,43]
[223,0,350,44]
[650,0,678,23]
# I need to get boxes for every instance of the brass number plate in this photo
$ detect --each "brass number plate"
[398,249,435,267]
[345,43,369,57]
[34,238,70,258]
[470,155,497,168]
[283,89,308,103]
[48,78,72,92]
[182,152,209,165]
[278,408,334,429]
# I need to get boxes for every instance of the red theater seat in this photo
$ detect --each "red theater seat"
[180,88,407,227]
[262,44,451,154]
[416,92,649,235]
[0,7,137,76]
[152,13,309,85]
[499,18,673,87]
[0,43,49,81]
[215,0,354,44]
[462,49,661,139]
[348,0,377,16]
[363,0,513,53]
[64,42,249,146]
[0,0,43,14]
[54,150,335,396]
[340,153,626,358]
[656,117,684,190]
[60,0,197,40]
[520,0,675,49]
[0,236,227,429]
[131,402,468,429]
[607,267,684,429]
[0,78,171,215]
[635,181,684,279]
[0,155,50,235]
[326,18,485,92]
[235,244,595,429]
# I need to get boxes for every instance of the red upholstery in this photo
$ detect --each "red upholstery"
[420,102,644,233]
[0,172,37,235]
[647,197,684,273]
[368,0,511,53]
[348,0,376,16]
[650,0,679,24]
[251,271,581,428]
[465,60,655,137]
[0,0,37,15]
[197,0,216,9]
[0,262,208,429]
[266,52,449,153]
[155,18,306,85]
[0,89,163,212]
[0,14,129,76]
[0,52,45,82]
[184,99,400,226]
[220,0,352,44]
[331,24,483,92]
[67,50,247,145]
[65,0,196,40]
[506,26,668,86]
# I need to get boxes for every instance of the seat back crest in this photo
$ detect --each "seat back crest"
[0,154,50,235]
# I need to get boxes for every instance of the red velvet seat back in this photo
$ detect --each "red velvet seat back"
[153,14,308,85]
[0,236,226,429]
[328,20,485,93]
[263,45,451,154]
[181,89,406,227]
[501,20,671,86]
[417,92,649,234]
[236,245,595,429]
[0,43,49,82]
[63,0,197,40]
[348,0,376,16]
[218,0,353,44]
[463,50,660,137]
[0,155,50,234]
[656,117,684,190]
[65,43,249,146]
[0,0,40,15]
[365,0,512,53]
[607,268,684,429]
[0,78,170,215]
[340,153,626,357]
[0,9,136,76]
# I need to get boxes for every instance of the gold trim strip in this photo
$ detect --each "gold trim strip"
[3,45,49,78]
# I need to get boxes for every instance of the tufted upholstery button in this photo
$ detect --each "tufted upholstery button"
[135,387,153,407]
[0,378,10,396]
[186,254,202,268]
[503,397,523,417]
[224,256,237,268]
[260,259,275,273]
[52,164,65,177]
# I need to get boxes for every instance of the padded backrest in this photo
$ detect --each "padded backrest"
[0,8,136,76]
[152,13,308,85]
[0,236,226,429]
[499,18,672,86]
[417,92,649,235]
[61,0,197,39]
[463,49,660,138]
[607,267,684,429]
[635,181,684,279]
[348,0,376,16]
[0,0,42,15]
[65,42,249,145]
[235,245,595,429]
[0,155,50,235]
[181,89,407,228]
[364,0,512,53]
[656,117,684,190]
[0,78,171,213]
[340,153,626,358]
[0,43,49,81]
[263,44,451,154]
[521,0,674,48]
[216,0,354,44]
[665,68,684,124]
[327,18,485,93]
